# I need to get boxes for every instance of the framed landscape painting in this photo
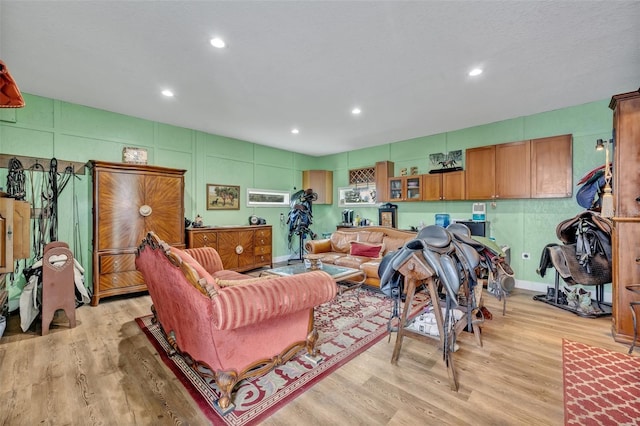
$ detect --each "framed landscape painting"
[207,184,240,210]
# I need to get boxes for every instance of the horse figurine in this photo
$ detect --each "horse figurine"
[439,159,457,168]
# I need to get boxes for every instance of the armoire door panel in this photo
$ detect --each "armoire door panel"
[143,174,184,245]
[96,171,145,250]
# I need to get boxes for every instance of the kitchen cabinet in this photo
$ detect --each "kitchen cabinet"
[388,175,422,202]
[186,225,272,272]
[90,161,185,305]
[465,145,496,200]
[531,134,572,198]
[302,170,333,204]
[495,140,531,199]
[422,171,465,201]
[609,89,640,345]
[375,161,394,203]
[465,136,571,200]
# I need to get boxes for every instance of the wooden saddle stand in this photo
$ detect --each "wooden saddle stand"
[390,252,483,392]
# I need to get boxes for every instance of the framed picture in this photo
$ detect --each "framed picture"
[207,184,240,210]
[246,188,290,207]
[338,186,377,207]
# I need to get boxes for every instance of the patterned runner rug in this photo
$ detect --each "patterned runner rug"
[136,288,425,425]
[563,339,640,425]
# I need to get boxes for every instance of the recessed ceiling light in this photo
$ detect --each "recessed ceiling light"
[161,89,174,97]
[291,128,299,134]
[352,107,362,115]
[469,68,483,77]
[210,37,226,48]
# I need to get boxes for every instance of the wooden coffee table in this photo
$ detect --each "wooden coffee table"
[262,263,366,302]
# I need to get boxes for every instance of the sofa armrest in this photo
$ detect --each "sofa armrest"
[305,239,332,254]
[210,271,337,330]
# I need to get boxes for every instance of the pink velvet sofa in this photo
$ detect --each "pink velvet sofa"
[135,232,337,413]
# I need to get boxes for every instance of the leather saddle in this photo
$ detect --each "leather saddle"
[379,225,481,305]
[538,211,612,286]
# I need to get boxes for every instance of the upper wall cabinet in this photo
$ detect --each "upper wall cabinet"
[422,171,465,201]
[466,134,572,200]
[375,161,394,203]
[388,175,422,202]
[302,170,333,204]
[530,134,572,198]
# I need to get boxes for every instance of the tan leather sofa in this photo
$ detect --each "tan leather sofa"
[304,226,417,288]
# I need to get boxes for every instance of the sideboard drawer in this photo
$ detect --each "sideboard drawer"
[191,232,217,248]
[99,270,145,291]
[100,253,137,274]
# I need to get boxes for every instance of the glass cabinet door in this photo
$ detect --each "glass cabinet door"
[406,176,421,200]
[389,178,403,201]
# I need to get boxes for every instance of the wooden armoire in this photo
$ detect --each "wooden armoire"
[609,89,640,344]
[89,161,186,306]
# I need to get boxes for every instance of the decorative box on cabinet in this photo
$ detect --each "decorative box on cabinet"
[89,161,186,306]
[375,161,394,203]
[609,89,640,344]
[186,225,272,272]
[302,170,333,204]
[388,175,422,202]
[422,171,465,201]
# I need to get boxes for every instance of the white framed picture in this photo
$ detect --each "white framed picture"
[246,188,291,207]
[338,186,377,207]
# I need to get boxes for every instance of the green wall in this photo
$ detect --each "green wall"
[0,93,613,307]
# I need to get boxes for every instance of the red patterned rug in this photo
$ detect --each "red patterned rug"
[136,288,425,425]
[563,339,640,425]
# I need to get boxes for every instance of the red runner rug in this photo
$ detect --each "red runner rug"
[563,339,640,425]
[136,288,425,425]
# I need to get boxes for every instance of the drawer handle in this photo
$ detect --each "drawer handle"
[139,204,152,217]
[235,245,244,255]
[203,235,208,241]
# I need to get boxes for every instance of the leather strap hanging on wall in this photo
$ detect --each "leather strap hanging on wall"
[0,60,25,108]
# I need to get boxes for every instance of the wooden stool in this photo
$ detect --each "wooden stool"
[41,242,76,335]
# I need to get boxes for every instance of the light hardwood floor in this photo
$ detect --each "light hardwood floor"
[0,284,632,425]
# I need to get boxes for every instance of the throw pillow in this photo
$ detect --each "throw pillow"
[349,241,384,258]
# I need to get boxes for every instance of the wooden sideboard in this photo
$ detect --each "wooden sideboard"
[186,225,272,272]
[89,161,186,306]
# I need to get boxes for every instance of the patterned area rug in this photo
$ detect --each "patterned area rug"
[136,288,425,426]
[563,339,640,425]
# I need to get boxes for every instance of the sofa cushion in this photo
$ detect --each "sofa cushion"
[335,255,369,269]
[318,253,348,265]
[382,236,408,255]
[330,231,358,253]
[361,259,381,279]
[357,231,385,244]
[349,241,384,258]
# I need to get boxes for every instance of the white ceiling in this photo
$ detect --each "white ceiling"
[1,1,639,156]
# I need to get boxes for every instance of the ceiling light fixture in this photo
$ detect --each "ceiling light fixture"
[352,107,361,115]
[469,68,483,77]
[291,128,299,134]
[210,37,226,48]
[161,89,174,97]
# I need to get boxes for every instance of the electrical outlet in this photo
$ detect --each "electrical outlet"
[522,252,530,260]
